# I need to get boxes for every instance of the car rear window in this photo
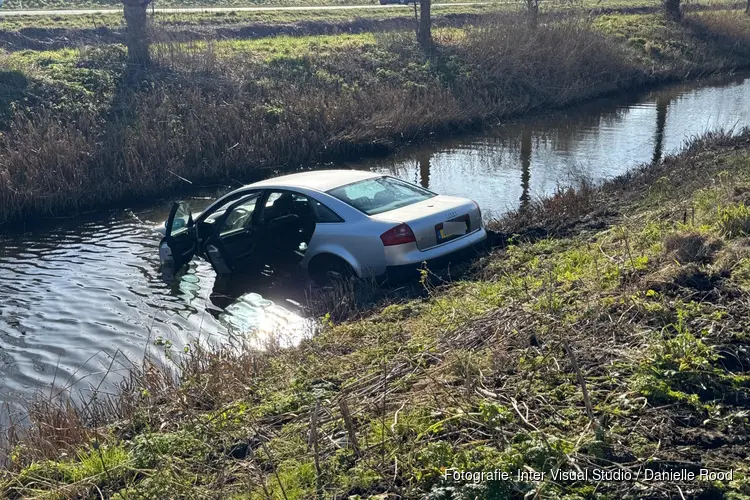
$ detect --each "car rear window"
[327,176,436,216]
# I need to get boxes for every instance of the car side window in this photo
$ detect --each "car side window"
[264,192,283,210]
[219,195,259,236]
[203,191,257,225]
[261,190,313,224]
[312,199,343,223]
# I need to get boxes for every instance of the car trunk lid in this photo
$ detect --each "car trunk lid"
[371,195,481,251]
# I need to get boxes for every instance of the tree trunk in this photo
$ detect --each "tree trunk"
[746,0,749,15]
[418,0,431,48]
[123,0,151,67]
[663,0,681,21]
[525,0,539,27]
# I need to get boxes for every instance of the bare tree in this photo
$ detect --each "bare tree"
[417,0,432,48]
[663,0,681,21]
[123,0,153,67]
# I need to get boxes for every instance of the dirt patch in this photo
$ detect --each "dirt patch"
[664,231,722,264]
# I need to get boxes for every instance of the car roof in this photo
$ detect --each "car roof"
[247,169,382,193]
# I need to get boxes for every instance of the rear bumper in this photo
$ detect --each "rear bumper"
[382,228,487,283]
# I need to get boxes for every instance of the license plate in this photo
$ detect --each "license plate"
[436,219,469,243]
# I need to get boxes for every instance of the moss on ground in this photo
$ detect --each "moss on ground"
[4,133,750,498]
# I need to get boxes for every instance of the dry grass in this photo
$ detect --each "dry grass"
[664,231,722,264]
[456,17,643,115]
[489,178,603,239]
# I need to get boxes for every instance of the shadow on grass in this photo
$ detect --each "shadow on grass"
[0,69,28,126]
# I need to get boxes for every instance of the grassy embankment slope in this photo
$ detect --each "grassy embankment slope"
[0,11,750,227]
[3,131,750,498]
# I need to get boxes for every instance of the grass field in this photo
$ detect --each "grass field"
[0,0,740,8]
[0,0,468,8]
[0,0,741,53]
[3,131,750,498]
[0,4,496,31]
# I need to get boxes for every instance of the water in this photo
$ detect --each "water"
[1,72,749,419]
[360,72,750,216]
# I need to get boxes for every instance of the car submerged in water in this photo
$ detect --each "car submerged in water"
[157,170,487,284]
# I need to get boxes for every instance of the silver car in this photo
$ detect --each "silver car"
[158,170,487,284]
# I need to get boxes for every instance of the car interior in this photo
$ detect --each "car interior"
[257,191,316,256]
[199,190,319,272]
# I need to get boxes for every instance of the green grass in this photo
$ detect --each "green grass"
[0,4,498,31]
[0,0,738,8]
[4,133,750,498]
[0,0,473,8]
[0,0,739,32]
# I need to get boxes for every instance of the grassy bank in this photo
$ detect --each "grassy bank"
[4,131,750,498]
[1,11,750,227]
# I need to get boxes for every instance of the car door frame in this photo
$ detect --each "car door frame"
[255,188,318,226]
[160,200,198,275]
[202,191,265,274]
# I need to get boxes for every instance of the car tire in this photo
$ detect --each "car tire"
[310,255,355,287]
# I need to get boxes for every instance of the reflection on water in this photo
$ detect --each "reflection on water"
[519,127,533,212]
[0,204,314,420]
[357,72,750,216]
[1,72,749,420]
[652,94,669,165]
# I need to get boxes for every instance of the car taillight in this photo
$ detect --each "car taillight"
[380,223,416,246]
[473,201,482,222]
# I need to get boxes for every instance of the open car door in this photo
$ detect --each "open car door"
[202,193,263,274]
[159,201,197,276]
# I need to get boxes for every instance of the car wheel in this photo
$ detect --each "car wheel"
[310,255,355,287]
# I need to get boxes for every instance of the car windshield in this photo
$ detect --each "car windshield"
[327,176,435,215]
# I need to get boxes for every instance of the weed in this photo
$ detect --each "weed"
[718,203,750,238]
